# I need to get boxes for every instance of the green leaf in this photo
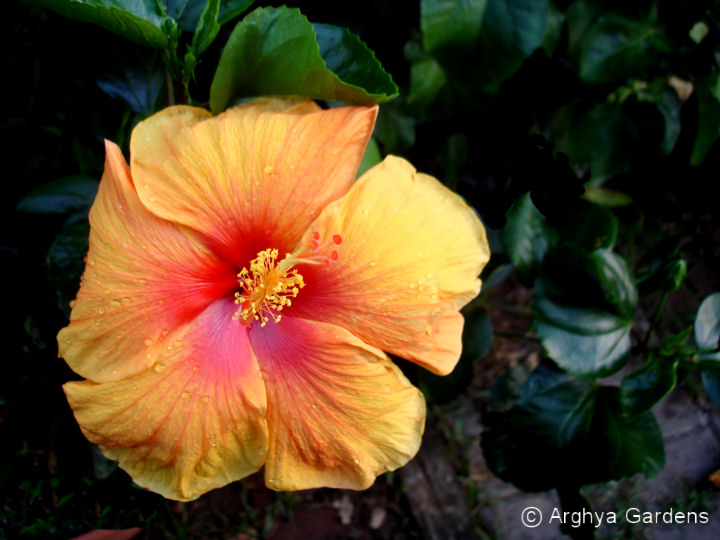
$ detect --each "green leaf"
[209,7,398,114]
[501,193,556,275]
[691,73,720,166]
[582,187,633,207]
[218,0,255,25]
[190,0,220,56]
[98,59,166,115]
[620,353,679,417]
[167,0,253,33]
[421,0,489,54]
[482,364,664,492]
[558,203,618,251]
[533,248,637,377]
[420,0,549,96]
[577,13,667,85]
[471,0,550,95]
[562,102,634,186]
[462,308,493,360]
[695,293,720,351]
[701,369,720,405]
[31,0,169,48]
[357,137,381,178]
[17,176,98,215]
[47,221,90,316]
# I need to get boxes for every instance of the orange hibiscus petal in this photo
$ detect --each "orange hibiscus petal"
[64,300,267,502]
[58,141,238,382]
[291,156,489,375]
[130,99,377,268]
[249,317,425,490]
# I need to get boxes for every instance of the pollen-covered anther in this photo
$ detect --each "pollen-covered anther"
[232,248,305,327]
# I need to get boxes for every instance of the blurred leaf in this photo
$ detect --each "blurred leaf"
[31,0,168,48]
[462,308,493,360]
[501,193,556,275]
[421,0,489,54]
[695,293,720,351]
[540,0,564,56]
[552,102,636,186]
[91,444,118,481]
[478,263,513,298]
[636,80,683,156]
[482,363,664,492]
[47,221,90,316]
[534,248,637,377]
[701,370,720,405]
[209,7,398,114]
[98,60,165,116]
[691,74,720,166]
[490,363,531,412]
[620,353,678,417]
[421,0,549,96]
[407,52,448,111]
[357,137,381,177]
[471,0,550,95]
[558,203,618,251]
[689,21,709,44]
[375,105,416,155]
[583,187,633,207]
[17,176,98,215]
[577,13,667,85]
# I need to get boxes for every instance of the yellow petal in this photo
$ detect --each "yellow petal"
[58,141,238,382]
[249,317,425,490]
[64,301,267,502]
[291,156,490,375]
[130,99,377,268]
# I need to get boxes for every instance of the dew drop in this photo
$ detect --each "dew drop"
[97,306,106,313]
[227,218,236,226]
[203,395,210,403]
[258,370,268,380]
[111,299,120,307]
[122,297,130,304]
[181,391,190,399]
[162,329,169,337]
[426,272,433,279]
[69,300,78,308]
[93,318,101,325]
[173,340,183,347]
[111,369,118,375]
[144,338,153,346]
[64,338,72,344]
[353,457,360,464]
[192,365,200,372]
[431,293,438,301]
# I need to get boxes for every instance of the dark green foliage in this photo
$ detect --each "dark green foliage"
[5,0,720,537]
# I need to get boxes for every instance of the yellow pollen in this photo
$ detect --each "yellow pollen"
[232,249,305,327]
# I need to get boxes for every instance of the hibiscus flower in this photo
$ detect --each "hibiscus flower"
[58,99,489,501]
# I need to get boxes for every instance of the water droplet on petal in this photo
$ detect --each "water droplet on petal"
[97,306,106,313]
[111,299,120,307]
[264,165,273,174]
[69,300,78,308]
[181,391,189,399]
[144,338,153,346]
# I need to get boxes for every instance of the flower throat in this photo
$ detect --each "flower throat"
[233,231,343,327]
